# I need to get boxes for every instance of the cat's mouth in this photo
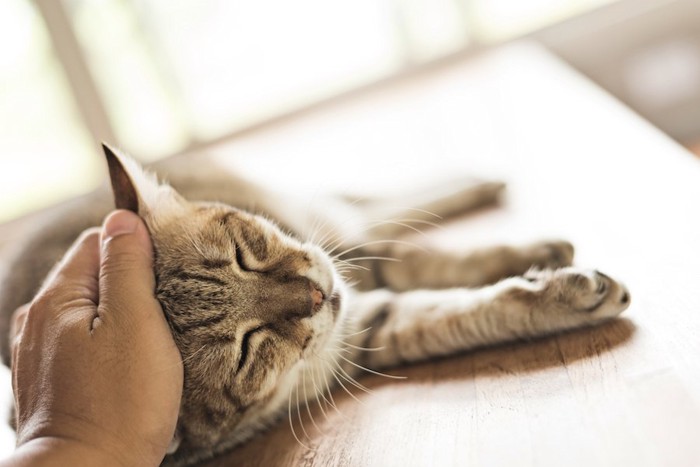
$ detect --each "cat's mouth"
[304,287,343,355]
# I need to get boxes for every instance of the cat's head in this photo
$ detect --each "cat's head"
[103,145,347,455]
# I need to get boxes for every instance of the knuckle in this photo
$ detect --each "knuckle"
[29,293,52,313]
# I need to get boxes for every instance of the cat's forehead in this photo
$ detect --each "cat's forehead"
[197,204,281,239]
[153,203,298,254]
[152,202,255,234]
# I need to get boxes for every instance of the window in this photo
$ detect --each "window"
[0,0,97,222]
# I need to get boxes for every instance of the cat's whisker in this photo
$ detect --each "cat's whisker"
[184,230,209,260]
[311,220,338,246]
[333,259,369,270]
[335,271,351,282]
[341,256,402,264]
[337,354,406,380]
[319,360,347,418]
[365,220,431,239]
[340,275,362,287]
[376,205,443,220]
[181,345,208,365]
[324,234,354,256]
[320,212,442,254]
[288,382,312,450]
[341,265,372,277]
[327,355,375,395]
[294,378,313,443]
[308,211,340,249]
[323,220,379,254]
[308,361,331,421]
[328,365,364,405]
[336,271,361,281]
[314,210,372,253]
[341,341,386,352]
[329,346,370,360]
[315,227,345,253]
[323,222,390,256]
[333,260,370,272]
[328,344,370,358]
[336,326,372,339]
[335,268,365,276]
[304,199,325,244]
[361,217,447,240]
[301,366,323,434]
[305,222,320,246]
[320,219,373,252]
[334,366,375,395]
[332,239,428,260]
[334,270,361,282]
[328,345,353,355]
[388,217,444,230]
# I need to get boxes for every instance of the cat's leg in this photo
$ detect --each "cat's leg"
[340,267,630,372]
[346,240,574,291]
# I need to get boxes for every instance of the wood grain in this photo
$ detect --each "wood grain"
[1,41,699,466]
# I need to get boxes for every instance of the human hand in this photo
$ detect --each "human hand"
[6,210,183,466]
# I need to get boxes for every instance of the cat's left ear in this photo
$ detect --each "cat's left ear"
[102,143,186,218]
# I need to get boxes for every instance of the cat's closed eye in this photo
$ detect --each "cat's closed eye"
[234,245,254,273]
[236,325,266,374]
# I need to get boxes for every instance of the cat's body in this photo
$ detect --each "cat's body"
[0,148,630,466]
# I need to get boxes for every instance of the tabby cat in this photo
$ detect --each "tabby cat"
[0,146,630,466]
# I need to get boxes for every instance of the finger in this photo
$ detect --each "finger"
[98,210,160,326]
[37,228,101,306]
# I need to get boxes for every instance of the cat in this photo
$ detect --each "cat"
[0,145,631,466]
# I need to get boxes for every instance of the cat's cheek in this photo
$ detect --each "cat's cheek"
[257,343,302,397]
[257,368,281,397]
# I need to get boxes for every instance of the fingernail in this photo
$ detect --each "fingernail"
[103,210,139,240]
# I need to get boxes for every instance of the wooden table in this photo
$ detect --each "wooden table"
[2,41,700,466]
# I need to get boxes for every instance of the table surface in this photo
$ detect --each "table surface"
[2,41,700,466]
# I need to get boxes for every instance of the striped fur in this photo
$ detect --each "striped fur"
[0,150,630,466]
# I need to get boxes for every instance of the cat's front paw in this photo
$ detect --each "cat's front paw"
[525,267,630,326]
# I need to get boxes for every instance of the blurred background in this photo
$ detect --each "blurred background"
[1,0,699,222]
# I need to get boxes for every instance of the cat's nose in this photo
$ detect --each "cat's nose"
[310,283,325,310]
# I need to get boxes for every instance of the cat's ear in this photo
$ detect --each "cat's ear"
[102,143,185,218]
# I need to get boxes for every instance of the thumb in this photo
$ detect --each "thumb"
[99,210,159,324]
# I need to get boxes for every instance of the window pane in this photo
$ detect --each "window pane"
[66,0,405,154]
[67,0,189,159]
[147,0,403,139]
[0,0,98,222]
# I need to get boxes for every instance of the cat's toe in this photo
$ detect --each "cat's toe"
[558,268,630,318]
[517,267,630,333]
